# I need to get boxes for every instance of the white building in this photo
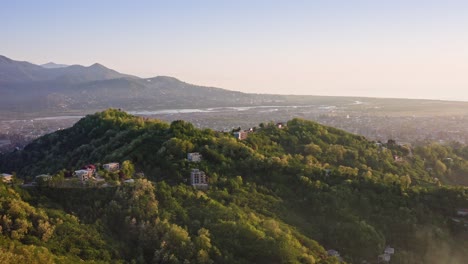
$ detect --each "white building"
[384,247,395,255]
[103,162,120,172]
[378,253,391,262]
[187,152,202,162]
[190,169,208,189]
[457,209,468,217]
[1,173,13,183]
[75,169,93,181]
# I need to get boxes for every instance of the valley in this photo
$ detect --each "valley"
[2,100,468,154]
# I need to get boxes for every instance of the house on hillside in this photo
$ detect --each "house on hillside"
[457,209,468,217]
[187,152,202,162]
[83,164,96,174]
[233,130,249,140]
[377,246,395,263]
[1,173,13,183]
[276,122,285,129]
[384,247,395,255]
[327,250,340,257]
[326,250,343,261]
[378,254,391,263]
[103,162,120,172]
[190,169,208,189]
[75,169,93,181]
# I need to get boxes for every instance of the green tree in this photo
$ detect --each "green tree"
[121,160,135,179]
[434,160,447,175]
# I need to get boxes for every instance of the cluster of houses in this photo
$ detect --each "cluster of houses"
[9,162,125,188]
[74,162,120,182]
[3,162,125,187]
[5,123,282,188]
[18,161,137,188]
[7,154,204,188]
[69,151,207,190]
[4,123,286,188]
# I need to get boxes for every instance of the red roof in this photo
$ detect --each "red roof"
[83,164,96,170]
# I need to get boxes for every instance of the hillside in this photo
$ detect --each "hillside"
[1,109,468,263]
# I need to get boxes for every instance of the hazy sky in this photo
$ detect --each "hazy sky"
[2,0,468,100]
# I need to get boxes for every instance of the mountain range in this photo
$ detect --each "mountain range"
[3,54,468,119]
[0,55,282,112]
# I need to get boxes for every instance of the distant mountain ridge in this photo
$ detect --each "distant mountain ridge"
[0,55,282,112]
[0,55,132,83]
[40,62,69,69]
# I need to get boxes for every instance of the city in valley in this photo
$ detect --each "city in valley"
[2,99,468,154]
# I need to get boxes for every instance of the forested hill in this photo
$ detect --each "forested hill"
[1,109,468,263]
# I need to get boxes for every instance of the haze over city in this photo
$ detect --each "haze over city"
[3,0,468,100]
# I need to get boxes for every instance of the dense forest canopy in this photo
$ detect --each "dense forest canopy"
[1,109,468,263]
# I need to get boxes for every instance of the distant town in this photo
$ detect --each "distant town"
[2,103,468,154]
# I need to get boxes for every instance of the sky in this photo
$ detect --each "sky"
[2,0,468,100]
